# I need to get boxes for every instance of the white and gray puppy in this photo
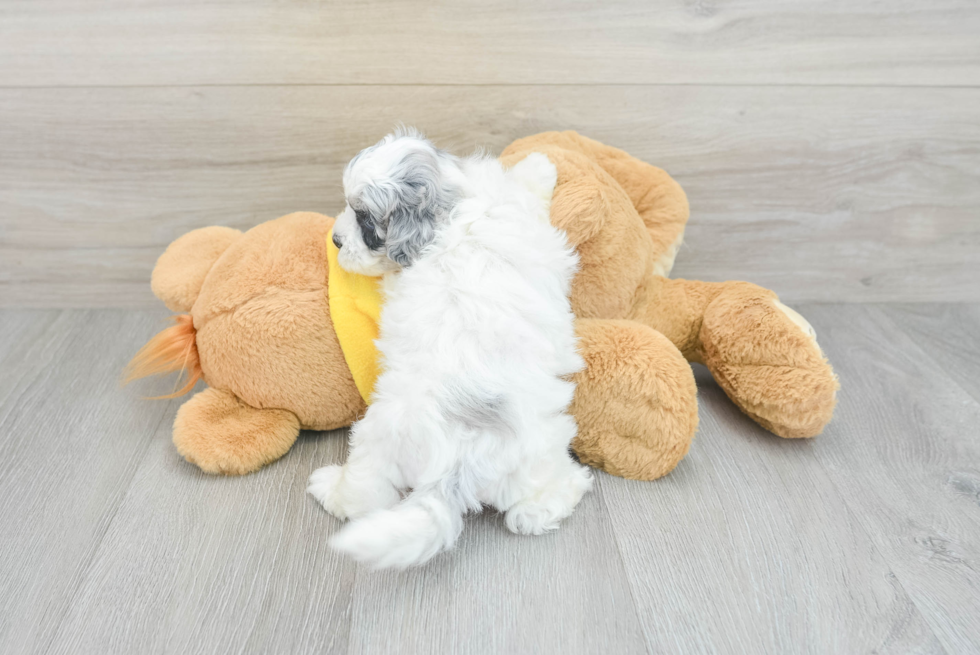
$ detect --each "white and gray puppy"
[308,128,592,569]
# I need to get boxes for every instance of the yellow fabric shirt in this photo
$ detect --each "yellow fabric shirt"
[326,231,382,404]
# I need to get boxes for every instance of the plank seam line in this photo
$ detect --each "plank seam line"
[594,475,657,655]
[40,399,178,655]
[800,302,967,654]
[0,310,68,427]
[0,82,979,90]
[805,450,951,654]
[878,304,980,408]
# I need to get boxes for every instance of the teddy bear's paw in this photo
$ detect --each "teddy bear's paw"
[772,299,819,346]
[308,465,351,519]
[700,288,839,439]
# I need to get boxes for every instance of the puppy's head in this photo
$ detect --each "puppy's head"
[333,129,459,275]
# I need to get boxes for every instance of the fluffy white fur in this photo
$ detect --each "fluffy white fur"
[308,130,592,569]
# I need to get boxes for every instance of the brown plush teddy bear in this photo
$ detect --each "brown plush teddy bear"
[127,132,837,480]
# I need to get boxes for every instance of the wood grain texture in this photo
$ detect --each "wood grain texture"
[803,304,980,653]
[598,364,944,654]
[879,303,980,405]
[0,310,58,375]
[344,482,646,655]
[47,383,646,654]
[0,0,977,87]
[47,428,357,655]
[0,310,180,655]
[3,306,980,653]
[2,85,977,306]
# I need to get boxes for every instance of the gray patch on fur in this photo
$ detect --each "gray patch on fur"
[440,380,514,436]
[383,149,458,266]
[346,131,460,266]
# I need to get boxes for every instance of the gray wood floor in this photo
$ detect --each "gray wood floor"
[1,304,978,654]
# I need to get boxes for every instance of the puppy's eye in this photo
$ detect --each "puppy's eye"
[354,209,385,251]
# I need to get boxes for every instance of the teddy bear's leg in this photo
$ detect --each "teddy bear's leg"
[173,387,301,475]
[570,319,699,480]
[631,278,838,438]
[697,285,839,439]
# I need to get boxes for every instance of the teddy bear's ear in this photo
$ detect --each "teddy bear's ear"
[151,226,243,313]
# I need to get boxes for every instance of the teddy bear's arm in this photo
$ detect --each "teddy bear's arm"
[503,131,689,277]
[571,318,698,480]
[151,226,242,313]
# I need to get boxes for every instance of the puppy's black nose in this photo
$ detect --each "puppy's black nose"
[332,233,344,249]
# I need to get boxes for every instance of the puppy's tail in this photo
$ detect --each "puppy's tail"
[330,483,463,569]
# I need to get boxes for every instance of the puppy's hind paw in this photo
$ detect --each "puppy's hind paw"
[505,467,593,535]
[307,465,348,519]
[505,500,567,535]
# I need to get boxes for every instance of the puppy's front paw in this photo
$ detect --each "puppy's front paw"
[307,465,349,519]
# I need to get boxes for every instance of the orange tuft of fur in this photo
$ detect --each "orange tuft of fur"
[124,314,202,399]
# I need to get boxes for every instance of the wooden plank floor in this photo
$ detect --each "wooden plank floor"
[2,304,978,654]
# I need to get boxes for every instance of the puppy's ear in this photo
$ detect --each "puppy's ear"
[385,150,456,266]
